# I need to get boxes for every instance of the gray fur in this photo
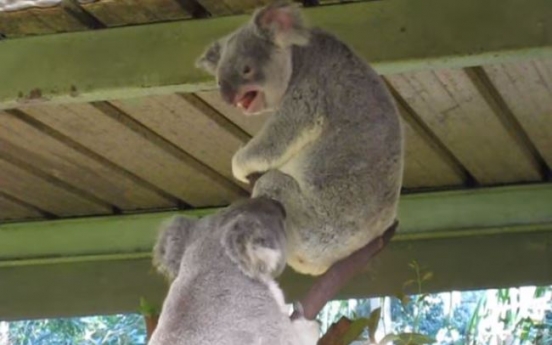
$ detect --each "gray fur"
[150,197,319,345]
[196,1,404,276]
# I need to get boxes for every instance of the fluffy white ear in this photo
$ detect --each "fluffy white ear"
[252,1,310,47]
[195,40,223,75]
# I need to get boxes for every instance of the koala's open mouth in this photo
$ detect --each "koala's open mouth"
[237,91,258,111]
[234,87,264,114]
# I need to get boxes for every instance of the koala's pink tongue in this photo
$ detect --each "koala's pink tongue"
[238,91,257,110]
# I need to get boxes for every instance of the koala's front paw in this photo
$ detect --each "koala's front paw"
[292,318,320,345]
[231,151,250,183]
[232,148,268,184]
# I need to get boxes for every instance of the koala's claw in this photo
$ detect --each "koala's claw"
[290,301,305,320]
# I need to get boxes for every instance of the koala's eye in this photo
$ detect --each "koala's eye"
[242,65,253,77]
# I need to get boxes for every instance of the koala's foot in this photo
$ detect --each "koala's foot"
[292,318,320,345]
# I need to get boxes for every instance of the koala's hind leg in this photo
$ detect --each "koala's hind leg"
[252,169,315,232]
[252,170,321,273]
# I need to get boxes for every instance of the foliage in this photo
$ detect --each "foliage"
[340,260,437,345]
[6,314,146,345]
[3,267,551,345]
[319,261,552,345]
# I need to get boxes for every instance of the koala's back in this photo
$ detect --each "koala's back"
[254,29,403,275]
[150,230,294,345]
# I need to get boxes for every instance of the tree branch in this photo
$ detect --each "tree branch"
[290,221,398,320]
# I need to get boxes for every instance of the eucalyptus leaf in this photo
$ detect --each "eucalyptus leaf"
[421,271,433,281]
[403,279,416,288]
[367,308,381,342]
[395,292,412,307]
[342,318,370,345]
[378,333,400,344]
[395,332,436,345]
[139,297,157,316]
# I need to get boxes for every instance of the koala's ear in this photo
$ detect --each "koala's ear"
[220,199,287,281]
[252,1,310,47]
[153,216,197,281]
[195,40,223,75]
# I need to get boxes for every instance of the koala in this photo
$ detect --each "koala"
[196,2,403,276]
[149,197,320,345]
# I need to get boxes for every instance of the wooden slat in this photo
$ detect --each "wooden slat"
[110,94,246,183]
[0,7,87,37]
[19,103,244,207]
[387,69,542,185]
[0,112,174,211]
[0,195,43,221]
[196,91,270,136]
[79,0,191,27]
[401,120,464,189]
[483,59,552,170]
[0,158,111,217]
[196,0,271,15]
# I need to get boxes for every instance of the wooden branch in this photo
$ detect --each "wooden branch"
[318,317,353,345]
[143,314,159,341]
[290,221,398,320]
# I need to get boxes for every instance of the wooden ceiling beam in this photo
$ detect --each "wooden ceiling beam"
[0,0,551,110]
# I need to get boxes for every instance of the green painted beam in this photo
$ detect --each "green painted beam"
[0,184,551,320]
[0,227,550,321]
[1,183,551,265]
[0,0,551,109]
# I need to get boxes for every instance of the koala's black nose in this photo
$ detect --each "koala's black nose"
[218,79,236,105]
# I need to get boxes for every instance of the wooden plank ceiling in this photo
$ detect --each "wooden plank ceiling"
[0,0,551,223]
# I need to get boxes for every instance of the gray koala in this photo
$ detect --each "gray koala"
[196,2,403,276]
[149,197,320,345]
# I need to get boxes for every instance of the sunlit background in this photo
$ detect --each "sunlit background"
[1,285,550,345]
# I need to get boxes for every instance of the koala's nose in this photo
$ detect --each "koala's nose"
[218,79,236,105]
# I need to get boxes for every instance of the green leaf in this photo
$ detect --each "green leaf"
[403,279,416,288]
[138,297,157,316]
[342,318,370,345]
[378,333,400,344]
[417,293,430,304]
[421,271,433,281]
[367,307,381,342]
[408,261,418,270]
[395,332,436,345]
[395,292,412,307]
[534,286,547,298]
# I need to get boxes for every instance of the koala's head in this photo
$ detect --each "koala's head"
[153,197,287,282]
[196,1,310,115]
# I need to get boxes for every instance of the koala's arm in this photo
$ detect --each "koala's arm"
[232,110,323,183]
[152,216,196,281]
[221,198,287,280]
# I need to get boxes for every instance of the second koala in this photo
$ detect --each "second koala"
[150,197,319,345]
[197,2,404,276]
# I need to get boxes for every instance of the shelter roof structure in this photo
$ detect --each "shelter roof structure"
[0,0,551,320]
